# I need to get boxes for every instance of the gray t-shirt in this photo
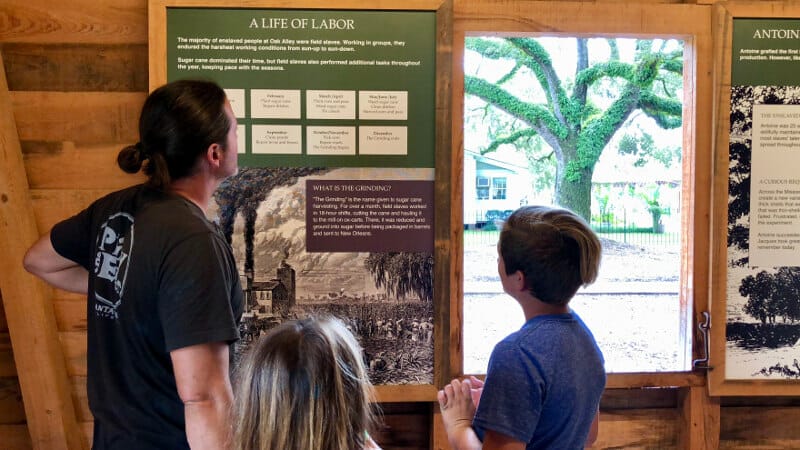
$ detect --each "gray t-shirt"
[472,311,605,449]
[51,184,243,450]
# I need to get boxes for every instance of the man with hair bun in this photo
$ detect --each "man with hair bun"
[23,79,243,450]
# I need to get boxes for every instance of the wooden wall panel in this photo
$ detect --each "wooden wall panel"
[1,44,148,92]
[53,298,87,333]
[60,332,87,378]
[0,51,84,450]
[0,425,32,450]
[720,406,800,448]
[11,92,144,144]
[0,0,147,45]
[0,333,17,378]
[0,377,26,424]
[23,142,144,191]
[31,189,118,231]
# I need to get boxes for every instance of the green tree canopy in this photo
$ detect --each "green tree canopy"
[465,37,683,220]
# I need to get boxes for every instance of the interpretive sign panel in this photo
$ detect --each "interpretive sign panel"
[711,6,800,395]
[166,8,435,168]
[150,0,452,397]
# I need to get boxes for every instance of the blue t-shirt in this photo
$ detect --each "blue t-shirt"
[472,311,605,449]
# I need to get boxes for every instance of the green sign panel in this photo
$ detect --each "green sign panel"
[732,18,800,86]
[167,8,436,168]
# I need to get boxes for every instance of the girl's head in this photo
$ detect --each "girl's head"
[232,316,378,450]
[117,79,234,190]
[498,205,601,305]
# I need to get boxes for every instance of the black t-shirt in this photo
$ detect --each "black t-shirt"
[51,184,243,450]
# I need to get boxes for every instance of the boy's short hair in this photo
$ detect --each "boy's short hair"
[499,205,602,305]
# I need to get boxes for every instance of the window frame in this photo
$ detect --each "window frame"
[449,1,712,389]
[491,176,507,200]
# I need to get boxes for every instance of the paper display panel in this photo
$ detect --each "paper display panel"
[306,126,356,155]
[749,104,800,267]
[306,90,356,119]
[225,88,246,118]
[358,91,408,120]
[251,124,302,154]
[359,126,407,155]
[250,89,302,119]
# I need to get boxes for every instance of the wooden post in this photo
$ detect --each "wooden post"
[431,405,452,450]
[679,385,720,450]
[0,52,85,450]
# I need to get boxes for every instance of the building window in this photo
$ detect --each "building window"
[491,177,507,200]
[476,176,490,199]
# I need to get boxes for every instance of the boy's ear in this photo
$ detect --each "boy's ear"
[510,270,526,293]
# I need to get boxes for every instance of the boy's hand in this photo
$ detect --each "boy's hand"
[438,379,483,450]
[438,378,476,431]
[467,376,484,408]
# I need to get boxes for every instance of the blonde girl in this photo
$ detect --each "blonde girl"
[232,316,382,450]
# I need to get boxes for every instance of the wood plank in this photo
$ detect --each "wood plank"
[31,189,117,232]
[431,407,449,450]
[0,424,32,450]
[0,53,85,450]
[0,294,6,332]
[678,385,720,450]
[454,0,710,35]
[11,92,144,145]
[0,377,27,424]
[69,377,91,423]
[2,44,147,92]
[721,440,800,450]
[0,0,146,45]
[592,408,678,449]
[601,387,678,410]
[373,403,430,450]
[605,371,705,389]
[447,28,466,384]
[434,405,679,449]
[721,406,800,443]
[60,332,86,377]
[80,423,93,449]
[23,142,144,191]
[0,333,18,377]
[53,298,86,333]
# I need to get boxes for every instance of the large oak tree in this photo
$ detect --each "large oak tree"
[465,37,683,220]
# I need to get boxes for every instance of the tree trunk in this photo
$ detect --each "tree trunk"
[554,167,593,222]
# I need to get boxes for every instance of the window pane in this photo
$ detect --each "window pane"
[462,36,690,373]
[492,177,507,199]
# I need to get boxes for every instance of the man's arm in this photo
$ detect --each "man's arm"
[23,232,88,294]
[171,341,233,450]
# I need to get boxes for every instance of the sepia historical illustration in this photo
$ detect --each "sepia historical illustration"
[212,166,434,385]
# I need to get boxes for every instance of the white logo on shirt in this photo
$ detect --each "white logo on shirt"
[93,212,134,320]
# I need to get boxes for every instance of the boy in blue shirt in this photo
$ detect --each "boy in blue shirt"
[438,205,605,449]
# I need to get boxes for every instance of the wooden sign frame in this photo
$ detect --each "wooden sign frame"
[148,0,452,402]
[709,1,800,396]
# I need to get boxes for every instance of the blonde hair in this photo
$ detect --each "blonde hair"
[232,316,379,450]
[499,205,602,305]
